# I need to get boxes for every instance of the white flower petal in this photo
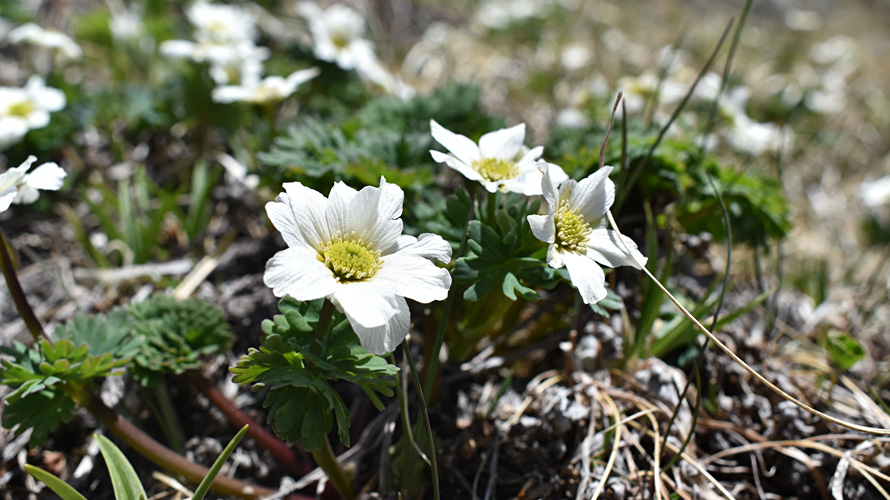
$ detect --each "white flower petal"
[571,166,614,224]
[159,40,197,59]
[346,178,403,252]
[585,228,647,269]
[430,150,485,182]
[350,296,410,355]
[331,280,399,328]
[0,190,16,213]
[374,254,451,303]
[562,251,607,304]
[478,123,525,160]
[393,233,452,263]
[517,145,544,165]
[266,182,329,250]
[22,162,65,191]
[430,120,480,166]
[285,67,321,88]
[264,247,338,300]
[325,181,359,233]
[539,162,562,211]
[528,214,554,244]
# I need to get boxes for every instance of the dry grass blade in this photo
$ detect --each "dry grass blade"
[605,210,890,436]
[588,392,623,500]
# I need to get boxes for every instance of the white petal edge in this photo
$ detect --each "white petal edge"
[562,251,607,304]
[528,214,554,244]
[478,123,525,160]
[571,166,614,224]
[263,247,338,300]
[266,182,329,250]
[430,120,480,166]
[374,253,451,303]
[585,228,647,270]
[430,150,485,182]
[345,178,404,253]
[23,162,65,190]
[350,296,410,355]
[331,280,400,328]
[393,233,452,263]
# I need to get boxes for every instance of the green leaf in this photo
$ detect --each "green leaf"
[822,331,866,371]
[96,434,147,500]
[191,425,249,500]
[24,464,89,500]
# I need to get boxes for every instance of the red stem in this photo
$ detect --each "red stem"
[186,370,312,477]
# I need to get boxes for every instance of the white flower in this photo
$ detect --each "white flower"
[7,23,82,61]
[263,178,452,355]
[861,176,890,208]
[298,2,376,71]
[187,1,258,46]
[430,120,567,195]
[528,164,646,304]
[212,67,320,104]
[0,155,66,213]
[0,76,66,150]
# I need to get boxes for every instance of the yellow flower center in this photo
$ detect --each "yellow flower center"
[472,157,518,182]
[330,31,351,49]
[319,231,382,281]
[8,100,34,118]
[554,200,591,252]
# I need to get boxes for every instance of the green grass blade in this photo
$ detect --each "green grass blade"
[95,434,147,500]
[190,424,249,500]
[24,464,89,500]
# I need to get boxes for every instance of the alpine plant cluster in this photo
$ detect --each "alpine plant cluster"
[264,120,645,355]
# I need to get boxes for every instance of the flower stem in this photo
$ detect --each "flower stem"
[186,370,311,477]
[311,436,355,500]
[0,228,51,343]
[309,299,355,499]
[403,339,440,500]
[422,186,477,399]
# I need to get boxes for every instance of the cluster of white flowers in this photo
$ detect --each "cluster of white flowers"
[0,76,66,150]
[264,120,646,354]
[160,1,269,86]
[0,156,66,213]
[297,2,414,99]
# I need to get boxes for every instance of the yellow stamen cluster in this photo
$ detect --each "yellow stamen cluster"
[8,101,34,119]
[472,157,519,182]
[554,200,591,252]
[319,231,382,281]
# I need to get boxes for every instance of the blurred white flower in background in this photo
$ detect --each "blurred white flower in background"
[860,176,890,208]
[298,2,375,71]
[0,155,66,213]
[212,67,320,104]
[475,0,543,30]
[297,2,414,99]
[0,76,66,150]
[7,23,82,62]
[160,1,269,85]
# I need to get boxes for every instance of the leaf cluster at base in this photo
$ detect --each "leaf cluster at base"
[230,297,398,451]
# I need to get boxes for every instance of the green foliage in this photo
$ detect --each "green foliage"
[821,330,866,371]
[259,83,501,195]
[96,434,148,500]
[453,194,559,302]
[0,334,128,446]
[546,125,792,247]
[24,464,88,500]
[127,295,232,386]
[230,297,398,451]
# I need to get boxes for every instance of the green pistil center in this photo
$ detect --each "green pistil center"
[320,232,382,281]
[8,100,34,118]
[554,200,591,252]
[473,157,518,182]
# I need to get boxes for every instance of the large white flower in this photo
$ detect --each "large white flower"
[212,67,320,104]
[429,120,567,195]
[528,164,646,304]
[263,178,452,355]
[297,2,376,71]
[0,155,66,213]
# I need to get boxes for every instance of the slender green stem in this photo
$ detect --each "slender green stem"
[313,299,337,355]
[403,339,440,500]
[311,436,355,500]
[308,299,354,498]
[0,228,50,343]
[485,191,497,222]
[422,186,477,399]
